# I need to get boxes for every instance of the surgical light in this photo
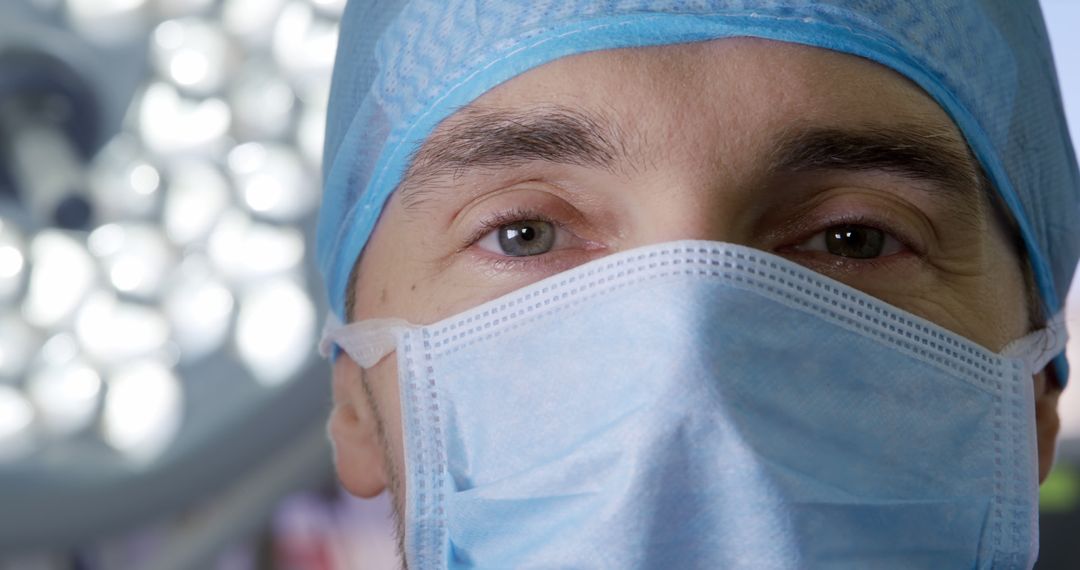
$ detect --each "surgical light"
[0,0,335,553]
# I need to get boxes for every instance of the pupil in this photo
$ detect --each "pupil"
[497,220,555,256]
[825,224,884,259]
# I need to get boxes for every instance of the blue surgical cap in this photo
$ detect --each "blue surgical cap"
[318,0,1080,384]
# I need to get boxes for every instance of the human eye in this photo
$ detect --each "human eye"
[790,223,906,259]
[471,208,585,258]
[476,218,558,257]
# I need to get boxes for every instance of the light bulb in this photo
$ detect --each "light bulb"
[136,81,231,156]
[228,142,314,222]
[22,231,97,329]
[75,292,170,365]
[236,278,315,386]
[88,223,175,299]
[207,209,305,285]
[151,18,231,96]
[164,256,235,362]
[27,358,102,436]
[102,358,182,462]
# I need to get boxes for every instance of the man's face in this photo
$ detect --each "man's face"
[329,38,1060,522]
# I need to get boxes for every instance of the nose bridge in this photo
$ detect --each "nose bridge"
[626,177,750,247]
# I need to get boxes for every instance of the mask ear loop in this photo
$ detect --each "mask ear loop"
[1001,311,1069,377]
[319,312,415,368]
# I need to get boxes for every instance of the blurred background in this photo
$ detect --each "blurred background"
[0,0,1075,568]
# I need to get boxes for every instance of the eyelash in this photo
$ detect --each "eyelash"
[802,212,923,256]
[464,207,576,271]
[465,208,923,269]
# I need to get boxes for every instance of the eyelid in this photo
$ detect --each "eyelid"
[464,207,562,251]
[777,211,927,259]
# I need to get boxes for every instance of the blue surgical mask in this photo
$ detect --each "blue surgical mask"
[321,241,1066,569]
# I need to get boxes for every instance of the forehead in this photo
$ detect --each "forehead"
[451,38,956,146]
[400,38,979,212]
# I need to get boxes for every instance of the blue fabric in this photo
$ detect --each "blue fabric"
[320,0,1079,384]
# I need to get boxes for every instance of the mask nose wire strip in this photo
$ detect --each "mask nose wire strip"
[319,312,414,368]
[1002,311,1069,376]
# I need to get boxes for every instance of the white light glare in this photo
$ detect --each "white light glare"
[0,220,26,304]
[164,257,235,362]
[23,231,96,329]
[65,0,149,44]
[153,0,215,18]
[27,359,102,436]
[129,164,161,195]
[87,135,161,221]
[88,224,175,298]
[227,62,296,140]
[152,18,230,95]
[0,220,27,303]
[0,246,24,279]
[0,385,35,461]
[103,358,183,463]
[138,82,231,156]
[308,0,345,18]
[208,210,305,283]
[75,292,170,365]
[297,91,328,169]
[163,159,230,246]
[223,0,288,48]
[236,278,315,386]
[273,1,339,91]
[228,143,314,221]
[0,315,39,380]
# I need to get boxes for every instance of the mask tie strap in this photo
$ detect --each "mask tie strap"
[319,312,415,368]
[1001,311,1069,376]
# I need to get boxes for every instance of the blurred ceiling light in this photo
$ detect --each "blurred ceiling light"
[236,278,315,386]
[164,256,235,362]
[102,358,183,463]
[0,385,35,461]
[88,223,175,299]
[152,18,231,96]
[87,135,162,221]
[307,0,345,19]
[227,62,296,140]
[22,231,97,329]
[137,81,231,156]
[273,1,338,93]
[40,333,79,366]
[223,0,288,48]
[0,221,26,302]
[208,209,304,284]
[129,163,162,196]
[26,358,102,436]
[296,87,327,169]
[75,292,170,365]
[64,0,149,44]
[0,245,25,279]
[162,159,230,246]
[152,0,215,20]
[228,142,313,221]
[0,315,39,380]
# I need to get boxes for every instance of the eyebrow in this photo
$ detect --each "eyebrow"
[767,124,983,205]
[398,105,985,216]
[399,104,629,209]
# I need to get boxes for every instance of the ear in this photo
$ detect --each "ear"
[328,353,388,497]
[1034,368,1063,484]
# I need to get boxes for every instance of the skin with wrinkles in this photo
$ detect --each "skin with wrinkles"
[327,38,1063,560]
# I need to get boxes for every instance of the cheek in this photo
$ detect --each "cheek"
[885,261,1028,353]
[368,351,408,509]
